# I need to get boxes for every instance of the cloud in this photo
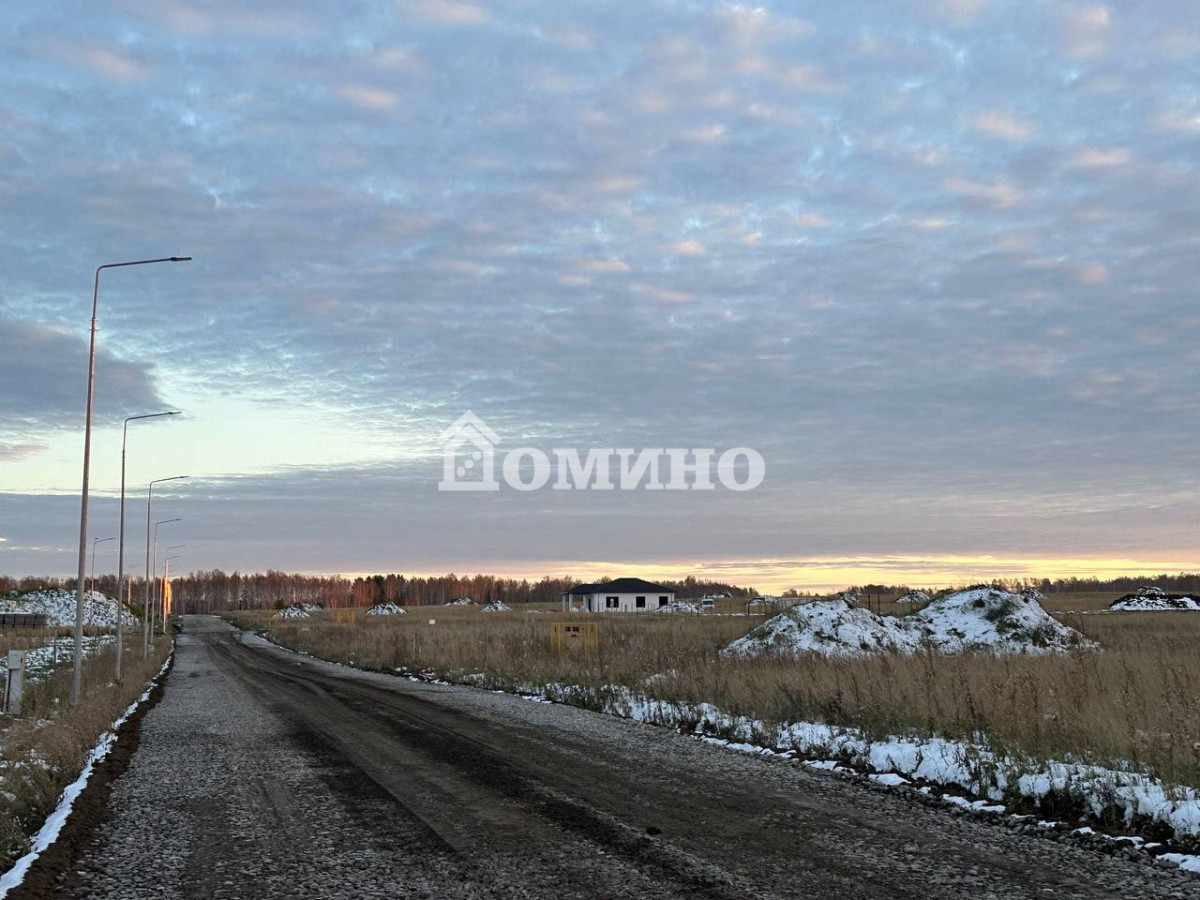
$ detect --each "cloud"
[1154,110,1200,134]
[0,443,48,462]
[1061,5,1111,59]
[338,84,402,111]
[943,177,1022,208]
[1070,147,1130,168]
[972,111,1033,141]
[0,315,165,434]
[401,0,489,26]
[576,258,630,273]
[665,240,705,257]
[1075,263,1109,284]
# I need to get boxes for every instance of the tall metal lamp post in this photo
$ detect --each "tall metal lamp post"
[71,256,191,707]
[144,479,187,657]
[116,411,181,682]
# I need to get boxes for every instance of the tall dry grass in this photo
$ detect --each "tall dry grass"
[0,633,171,868]
[229,605,1200,789]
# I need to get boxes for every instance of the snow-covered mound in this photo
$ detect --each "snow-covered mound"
[1109,587,1200,612]
[914,587,1093,654]
[481,600,510,612]
[656,601,701,614]
[0,588,137,627]
[895,590,931,605]
[364,602,407,616]
[273,604,310,620]
[748,596,778,606]
[725,597,917,657]
[299,603,323,612]
[724,587,1095,658]
[445,597,475,606]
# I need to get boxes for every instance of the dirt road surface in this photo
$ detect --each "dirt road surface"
[35,616,1197,899]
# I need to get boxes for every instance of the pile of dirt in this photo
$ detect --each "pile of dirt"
[1109,587,1200,612]
[445,597,475,606]
[364,602,407,616]
[273,604,310,620]
[0,589,136,627]
[724,587,1095,658]
[481,600,510,612]
[895,590,931,605]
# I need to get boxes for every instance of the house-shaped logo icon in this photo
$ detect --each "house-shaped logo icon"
[438,411,501,491]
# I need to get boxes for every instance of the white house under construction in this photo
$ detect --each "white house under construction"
[561,578,675,613]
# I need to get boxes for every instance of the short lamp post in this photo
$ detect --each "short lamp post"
[144,479,187,657]
[116,411,181,682]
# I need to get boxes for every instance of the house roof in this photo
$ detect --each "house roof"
[565,578,673,595]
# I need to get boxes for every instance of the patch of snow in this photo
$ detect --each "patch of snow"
[481,600,510,612]
[364,602,406,616]
[445,597,475,606]
[272,605,310,620]
[895,590,931,605]
[1159,853,1200,873]
[656,601,700,614]
[723,587,1095,658]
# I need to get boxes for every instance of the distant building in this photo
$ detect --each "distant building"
[562,578,675,613]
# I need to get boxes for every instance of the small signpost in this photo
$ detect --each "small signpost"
[4,650,26,716]
[334,609,357,626]
[550,622,597,653]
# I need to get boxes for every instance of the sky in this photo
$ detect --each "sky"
[1,0,1198,592]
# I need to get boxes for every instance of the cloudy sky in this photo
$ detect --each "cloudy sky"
[2,0,1198,591]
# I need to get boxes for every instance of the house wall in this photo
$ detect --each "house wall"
[580,591,675,612]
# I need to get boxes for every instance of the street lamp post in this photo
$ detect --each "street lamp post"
[144,478,187,657]
[89,537,114,595]
[152,518,182,641]
[116,411,181,682]
[71,256,191,707]
[163,551,183,630]
[164,545,185,626]
[88,536,114,635]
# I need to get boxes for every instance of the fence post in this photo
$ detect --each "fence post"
[4,650,26,716]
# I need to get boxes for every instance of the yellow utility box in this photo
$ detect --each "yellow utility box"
[334,609,358,625]
[550,621,597,652]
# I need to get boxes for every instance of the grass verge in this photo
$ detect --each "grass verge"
[0,634,171,871]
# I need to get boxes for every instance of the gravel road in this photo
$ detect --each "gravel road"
[51,616,1197,899]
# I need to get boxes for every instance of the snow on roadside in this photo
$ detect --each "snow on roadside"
[724,586,1095,658]
[517,681,1200,845]
[0,652,172,899]
[0,589,136,628]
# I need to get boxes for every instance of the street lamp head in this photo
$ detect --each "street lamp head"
[169,256,192,262]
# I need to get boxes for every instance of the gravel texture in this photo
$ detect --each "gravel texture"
[56,616,1200,899]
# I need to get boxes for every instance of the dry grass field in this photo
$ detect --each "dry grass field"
[0,630,170,869]
[227,601,1200,791]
